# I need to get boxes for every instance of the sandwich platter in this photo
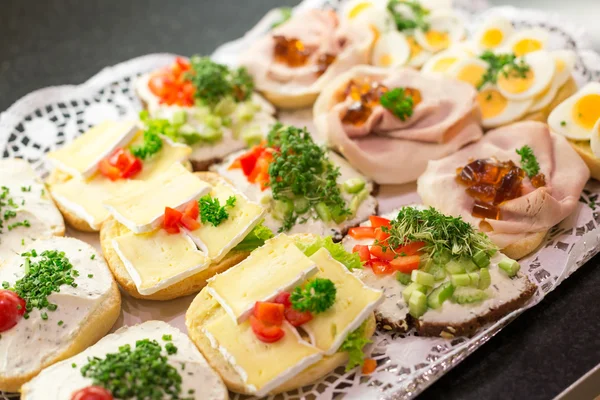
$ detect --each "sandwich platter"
[1,1,600,399]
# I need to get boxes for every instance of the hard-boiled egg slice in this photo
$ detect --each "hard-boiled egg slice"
[341,0,391,37]
[529,50,576,112]
[414,10,465,53]
[589,117,600,158]
[472,16,514,52]
[548,82,600,140]
[477,85,533,128]
[420,0,452,10]
[421,48,469,75]
[371,30,411,68]
[497,50,555,101]
[448,57,490,88]
[407,36,433,67]
[503,28,549,57]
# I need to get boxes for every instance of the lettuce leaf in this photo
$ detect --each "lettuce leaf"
[295,236,362,270]
[340,322,371,371]
[233,223,274,252]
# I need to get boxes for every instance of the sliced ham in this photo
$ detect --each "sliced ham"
[417,121,589,249]
[314,65,483,184]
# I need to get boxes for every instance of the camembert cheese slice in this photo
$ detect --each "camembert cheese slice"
[104,163,211,234]
[112,229,211,295]
[203,311,322,397]
[207,235,318,324]
[302,248,383,355]
[184,181,265,262]
[135,136,192,180]
[47,121,139,179]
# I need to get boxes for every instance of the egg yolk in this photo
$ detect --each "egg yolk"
[497,69,535,94]
[513,38,542,57]
[481,28,504,48]
[425,30,450,51]
[348,2,372,19]
[433,57,457,72]
[573,94,600,130]
[456,64,487,88]
[369,25,380,43]
[555,58,566,73]
[477,89,508,119]
[379,54,393,67]
[408,36,423,58]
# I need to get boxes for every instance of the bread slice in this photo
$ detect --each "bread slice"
[566,139,600,181]
[501,230,547,260]
[99,171,253,301]
[185,287,377,396]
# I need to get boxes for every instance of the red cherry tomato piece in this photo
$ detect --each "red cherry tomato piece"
[390,255,421,273]
[396,241,426,256]
[369,216,391,229]
[120,157,142,179]
[362,358,377,374]
[163,207,183,233]
[348,226,376,240]
[369,245,396,262]
[249,315,285,343]
[180,215,201,231]
[253,301,285,326]
[374,227,390,244]
[0,290,26,332]
[98,159,121,181]
[284,307,313,327]
[71,386,113,400]
[148,75,168,97]
[273,291,292,308]
[183,200,199,220]
[371,259,394,275]
[352,245,371,263]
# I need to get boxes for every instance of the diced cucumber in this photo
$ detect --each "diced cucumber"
[452,286,487,304]
[214,97,236,116]
[468,272,480,287]
[193,106,210,121]
[409,290,428,318]
[411,270,435,287]
[198,128,223,143]
[236,103,256,122]
[427,282,455,309]
[396,272,412,286]
[172,110,187,125]
[472,250,491,268]
[402,282,427,304]
[343,178,366,194]
[498,258,520,277]
[478,268,491,290]
[461,257,479,273]
[445,260,465,275]
[349,188,369,216]
[315,202,332,222]
[433,248,452,265]
[221,116,232,127]
[450,273,471,287]
[430,263,447,281]
[273,199,293,220]
[241,126,263,146]
[260,195,272,205]
[330,205,347,224]
[205,115,222,129]
[293,197,310,214]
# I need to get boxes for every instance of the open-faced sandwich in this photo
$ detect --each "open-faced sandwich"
[0,159,64,263]
[239,9,375,109]
[341,0,465,69]
[46,118,192,232]
[100,162,271,300]
[313,65,483,184]
[136,57,276,169]
[547,82,600,180]
[212,123,378,238]
[0,237,120,392]
[21,320,228,400]
[422,16,577,129]
[418,121,589,259]
[186,233,382,396]
[342,207,537,337]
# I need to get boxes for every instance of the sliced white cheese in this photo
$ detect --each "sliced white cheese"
[184,180,265,262]
[206,234,318,324]
[104,163,211,234]
[135,136,192,180]
[47,121,139,179]
[302,248,383,355]
[112,229,211,295]
[203,312,322,397]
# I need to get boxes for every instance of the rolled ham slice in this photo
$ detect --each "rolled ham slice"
[314,65,483,184]
[417,121,589,253]
[239,9,374,109]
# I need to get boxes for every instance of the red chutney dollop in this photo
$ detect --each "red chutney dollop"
[456,158,546,220]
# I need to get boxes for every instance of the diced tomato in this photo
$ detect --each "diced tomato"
[374,227,390,244]
[396,241,426,256]
[369,245,396,262]
[248,151,272,183]
[369,216,391,229]
[371,259,394,275]
[253,301,285,326]
[390,255,421,273]
[163,207,183,234]
[228,159,242,170]
[362,358,377,375]
[250,315,285,343]
[183,200,199,220]
[352,244,371,263]
[180,215,201,231]
[348,226,376,239]
[0,290,26,332]
[273,291,292,308]
[284,307,313,327]
[148,74,169,97]
[98,159,121,181]
[120,157,142,179]
[164,225,180,234]
[234,145,265,176]
[147,58,194,106]
[71,386,113,400]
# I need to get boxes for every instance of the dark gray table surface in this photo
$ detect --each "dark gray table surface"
[1,1,599,399]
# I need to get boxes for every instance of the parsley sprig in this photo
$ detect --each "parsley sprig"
[199,195,236,227]
[267,123,350,232]
[478,51,531,90]
[291,278,336,314]
[81,338,192,400]
[340,321,371,371]
[515,145,541,178]
[380,88,415,121]
[387,0,430,32]
[130,112,164,160]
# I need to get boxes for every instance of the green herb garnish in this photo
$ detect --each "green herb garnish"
[387,0,430,31]
[232,223,274,252]
[137,110,215,146]
[58,320,64,326]
[290,278,336,314]
[21,186,31,192]
[515,145,541,178]
[90,254,95,260]
[340,322,371,371]
[271,7,292,29]
[478,51,530,90]
[380,88,415,121]
[130,115,164,160]
[0,186,30,234]
[295,236,362,270]
[198,195,236,227]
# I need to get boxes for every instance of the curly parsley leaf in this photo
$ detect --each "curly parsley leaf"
[340,322,371,371]
[130,112,164,160]
[515,145,540,178]
[387,0,430,31]
[198,195,237,227]
[290,278,336,313]
[232,223,274,252]
[295,236,363,270]
[380,88,415,121]
[478,51,530,90]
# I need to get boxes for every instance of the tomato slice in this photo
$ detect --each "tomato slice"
[71,386,114,400]
[284,307,313,327]
[369,216,391,229]
[352,244,371,263]
[348,226,376,239]
[273,291,292,308]
[97,159,121,181]
[183,200,199,220]
[371,259,394,275]
[0,290,26,332]
[362,358,377,374]
[369,245,396,261]
[396,241,426,256]
[120,157,142,179]
[235,145,265,176]
[374,227,390,244]
[163,207,183,233]
[390,255,421,273]
[249,315,285,343]
[248,151,272,183]
[180,215,201,231]
[148,75,168,97]
[253,301,285,326]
